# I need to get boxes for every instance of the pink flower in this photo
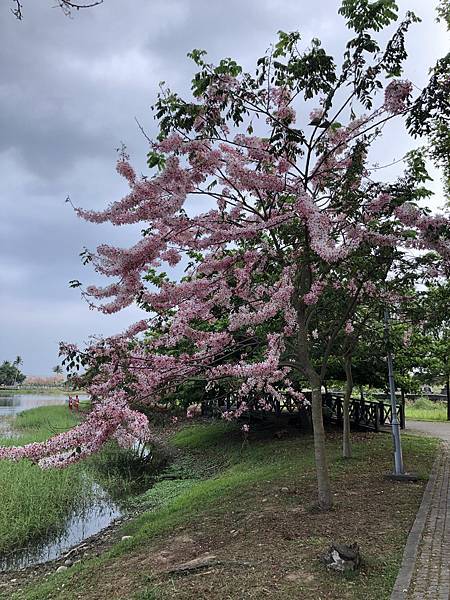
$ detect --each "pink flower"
[384,80,413,114]
[186,404,202,419]
[309,108,324,122]
[344,321,354,335]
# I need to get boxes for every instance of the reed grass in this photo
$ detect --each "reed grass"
[0,406,84,554]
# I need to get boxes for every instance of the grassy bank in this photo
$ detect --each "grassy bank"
[9,421,438,600]
[405,398,448,422]
[0,406,84,555]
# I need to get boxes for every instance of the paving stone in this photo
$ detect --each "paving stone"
[391,421,450,600]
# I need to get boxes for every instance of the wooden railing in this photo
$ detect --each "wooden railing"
[321,393,405,431]
[202,391,405,432]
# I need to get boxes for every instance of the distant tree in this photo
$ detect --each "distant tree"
[408,284,450,412]
[53,365,63,375]
[0,360,26,387]
[12,356,23,386]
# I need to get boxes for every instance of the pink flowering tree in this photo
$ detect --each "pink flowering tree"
[3,0,450,510]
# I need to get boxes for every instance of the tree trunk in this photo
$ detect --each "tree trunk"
[343,354,353,459]
[310,385,333,510]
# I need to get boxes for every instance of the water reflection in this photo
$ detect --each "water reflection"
[0,392,121,572]
[0,393,88,417]
[0,483,121,571]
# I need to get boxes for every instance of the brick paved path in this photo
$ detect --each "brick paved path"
[391,421,450,600]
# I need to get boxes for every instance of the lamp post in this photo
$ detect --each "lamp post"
[384,309,404,475]
[383,309,417,481]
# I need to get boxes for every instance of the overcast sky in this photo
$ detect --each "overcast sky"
[0,0,448,376]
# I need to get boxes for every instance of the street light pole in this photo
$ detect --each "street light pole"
[384,309,405,476]
[446,371,450,422]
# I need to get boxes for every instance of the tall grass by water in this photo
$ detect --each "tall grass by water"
[0,406,85,554]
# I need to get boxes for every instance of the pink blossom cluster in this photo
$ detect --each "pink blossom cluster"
[344,321,354,335]
[0,399,150,468]
[309,108,324,122]
[384,80,413,114]
[303,280,326,305]
[366,193,392,216]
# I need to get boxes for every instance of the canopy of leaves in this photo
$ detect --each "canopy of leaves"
[0,360,26,386]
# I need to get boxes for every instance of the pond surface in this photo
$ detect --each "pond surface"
[0,392,88,417]
[0,392,123,572]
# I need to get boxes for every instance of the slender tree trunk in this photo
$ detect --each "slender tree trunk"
[343,354,353,459]
[295,301,332,510]
[310,383,333,510]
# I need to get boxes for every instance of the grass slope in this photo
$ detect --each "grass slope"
[9,421,438,600]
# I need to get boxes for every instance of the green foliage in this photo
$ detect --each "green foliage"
[146,150,166,171]
[339,0,398,33]
[14,405,80,436]
[0,359,26,386]
[407,52,450,198]
[402,284,450,389]
[171,421,238,449]
[129,478,198,512]
[157,452,220,480]
[86,439,169,498]
[436,0,450,30]
[340,7,419,108]
[133,589,158,600]
[268,34,337,99]
[411,397,439,410]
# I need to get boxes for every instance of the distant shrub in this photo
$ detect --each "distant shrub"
[411,397,441,411]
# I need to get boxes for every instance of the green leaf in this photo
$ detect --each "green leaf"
[147,150,167,171]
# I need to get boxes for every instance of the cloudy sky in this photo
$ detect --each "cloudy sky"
[0,0,448,375]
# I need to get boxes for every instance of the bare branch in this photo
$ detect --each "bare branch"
[12,0,103,20]
[11,0,23,19]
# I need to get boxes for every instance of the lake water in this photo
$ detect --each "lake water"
[0,392,89,417]
[0,392,123,572]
